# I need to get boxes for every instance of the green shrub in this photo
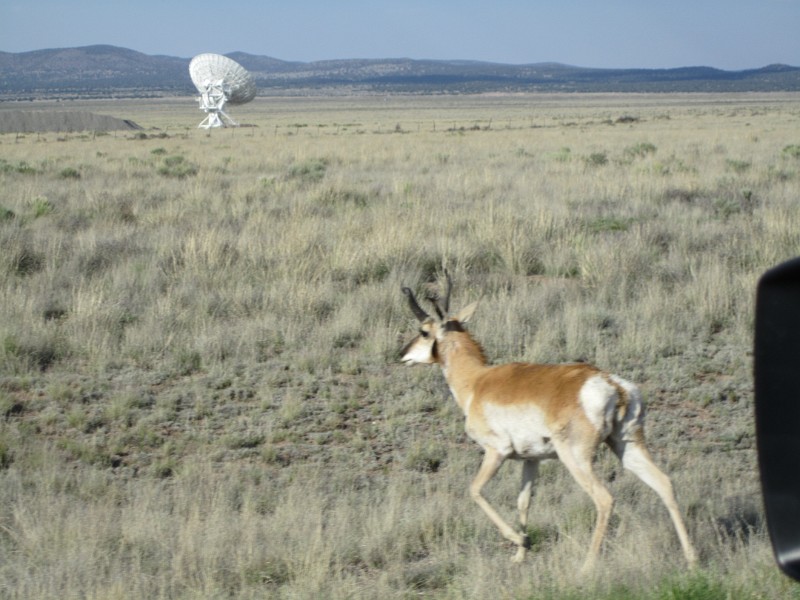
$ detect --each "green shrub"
[58,167,81,179]
[0,159,40,175]
[7,240,44,276]
[351,260,391,285]
[315,187,370,208]
[782,144,800,159]
[175,349,202,375]
[0,435,13,469]
[224,433,266,450]
[287,158,328,183]
[2,332,68,371]
[404,440,446,472]
[551,147,572,162]
[586,216,633,233]
[726,159,751,173]
[32,196,54,218]
[157,155,198,178]
[585,152,609,166]
[654,572,728,600]
[624,142,657,158]
[151,457,177,478]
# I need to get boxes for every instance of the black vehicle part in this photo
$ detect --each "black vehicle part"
[755,257,800,582]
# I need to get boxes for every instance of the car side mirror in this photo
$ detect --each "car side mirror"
[755,257,800,582]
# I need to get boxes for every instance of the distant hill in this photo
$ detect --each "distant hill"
[1,45,799,99]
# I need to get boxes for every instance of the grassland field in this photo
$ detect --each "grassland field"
[1,93,800,599]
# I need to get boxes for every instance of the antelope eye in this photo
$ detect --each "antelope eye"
[419,330,429,338]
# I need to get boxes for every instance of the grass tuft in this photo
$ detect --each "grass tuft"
[157,155,198,177]
[287,157,328,183]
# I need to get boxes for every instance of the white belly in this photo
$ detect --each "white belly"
[470,403,557,459]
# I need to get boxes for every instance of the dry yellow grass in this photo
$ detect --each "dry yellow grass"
[1,93,800,598]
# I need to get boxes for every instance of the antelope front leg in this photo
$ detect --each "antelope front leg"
[470,448,529,559]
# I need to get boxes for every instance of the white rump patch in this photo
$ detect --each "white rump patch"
[578,374,617,437]
[609,374,644,441]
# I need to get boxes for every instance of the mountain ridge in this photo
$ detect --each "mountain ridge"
[1,44,799,99]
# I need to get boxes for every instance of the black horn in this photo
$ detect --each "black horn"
[426,270,453,320]
[402,287,430,322]
[426,291,445,320]
[441,270,452,315]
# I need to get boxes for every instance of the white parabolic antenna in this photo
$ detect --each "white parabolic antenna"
[189,53,256,129]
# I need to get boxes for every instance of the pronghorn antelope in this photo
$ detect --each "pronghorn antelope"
[400,274,697,570]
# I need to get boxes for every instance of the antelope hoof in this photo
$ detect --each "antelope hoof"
[579,559,597,576]
[511,534,531,563]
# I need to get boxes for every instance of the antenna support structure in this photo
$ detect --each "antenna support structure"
[189,54,256,129]
[196,79,238,128]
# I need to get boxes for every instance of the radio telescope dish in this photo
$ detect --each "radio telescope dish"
[189,53,256,129]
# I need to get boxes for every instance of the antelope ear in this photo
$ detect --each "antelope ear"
[456,300,479,324]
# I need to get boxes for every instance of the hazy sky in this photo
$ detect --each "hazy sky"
[2,0,798,70]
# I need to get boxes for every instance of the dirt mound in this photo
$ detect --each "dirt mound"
[0,110,143,133]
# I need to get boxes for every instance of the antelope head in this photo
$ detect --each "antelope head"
[400,272,478,365]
